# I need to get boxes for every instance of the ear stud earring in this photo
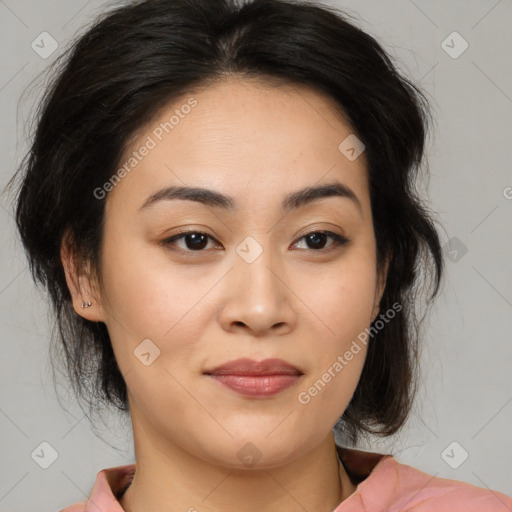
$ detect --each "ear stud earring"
[81,301,92,309]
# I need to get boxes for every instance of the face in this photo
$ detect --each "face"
[66,77,387,469]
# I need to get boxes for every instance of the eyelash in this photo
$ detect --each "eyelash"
[160,229,351,255]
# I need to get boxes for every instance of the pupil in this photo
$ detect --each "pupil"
[307,232,326,249]
[183,233,328,251]
[187,233,208,250]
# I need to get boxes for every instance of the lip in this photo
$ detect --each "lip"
[204,358,304,397]
[205,358,302,376]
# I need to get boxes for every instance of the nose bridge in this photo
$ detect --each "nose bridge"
[219,233,295,333]
[233,234,284,299]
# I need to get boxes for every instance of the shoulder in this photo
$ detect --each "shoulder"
[59,502,86,512]
[336,446,512,511]
[59,463,135,512]
[386,457,512,510]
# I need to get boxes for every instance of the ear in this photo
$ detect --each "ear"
[60,233,105,322]
[371,252,390,323]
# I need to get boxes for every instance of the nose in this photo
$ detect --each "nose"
[217,244,297,337]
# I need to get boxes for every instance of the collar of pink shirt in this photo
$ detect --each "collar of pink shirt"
[60,445,512,512]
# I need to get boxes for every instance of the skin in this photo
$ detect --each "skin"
[61,77,388,512]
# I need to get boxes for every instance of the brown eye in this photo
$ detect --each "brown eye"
[161,229,351,254]
[293,230,351,251]
[162,231,218,251]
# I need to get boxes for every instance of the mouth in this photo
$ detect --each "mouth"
[204,358,304,397]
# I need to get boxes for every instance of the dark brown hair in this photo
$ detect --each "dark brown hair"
[6,0,444,445]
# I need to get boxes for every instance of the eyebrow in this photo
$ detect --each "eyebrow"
[137,180,363,215]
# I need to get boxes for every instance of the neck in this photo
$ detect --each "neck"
[120,415,356,512]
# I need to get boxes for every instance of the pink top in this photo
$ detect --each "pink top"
[60,445,512,512]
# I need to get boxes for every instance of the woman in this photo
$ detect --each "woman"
[7,0,511,510]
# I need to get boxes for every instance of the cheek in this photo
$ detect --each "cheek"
[297,344,368,423]
[98,226,210,379]
[100,226,206,332]
[297,250,378,345]
[294,277,372,422]
[294,249,376,392]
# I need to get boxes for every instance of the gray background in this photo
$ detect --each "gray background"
[1,0,511,510]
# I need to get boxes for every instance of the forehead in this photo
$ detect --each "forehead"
[107,77,369,216]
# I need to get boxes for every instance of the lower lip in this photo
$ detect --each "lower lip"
[208,374,301,397]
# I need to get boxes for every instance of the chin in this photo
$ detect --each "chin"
[195,433,310,470]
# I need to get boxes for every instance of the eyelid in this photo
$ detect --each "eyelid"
[160,227,351,253]
[291,229,351,251]
[159,228,221,251]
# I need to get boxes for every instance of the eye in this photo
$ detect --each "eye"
[292,230,351,252]
[161,229,351,253]
[161,230,220,252]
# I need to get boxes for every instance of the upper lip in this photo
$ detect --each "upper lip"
[205,358,303,376]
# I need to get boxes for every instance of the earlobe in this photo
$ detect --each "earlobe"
[60,236,104,322]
